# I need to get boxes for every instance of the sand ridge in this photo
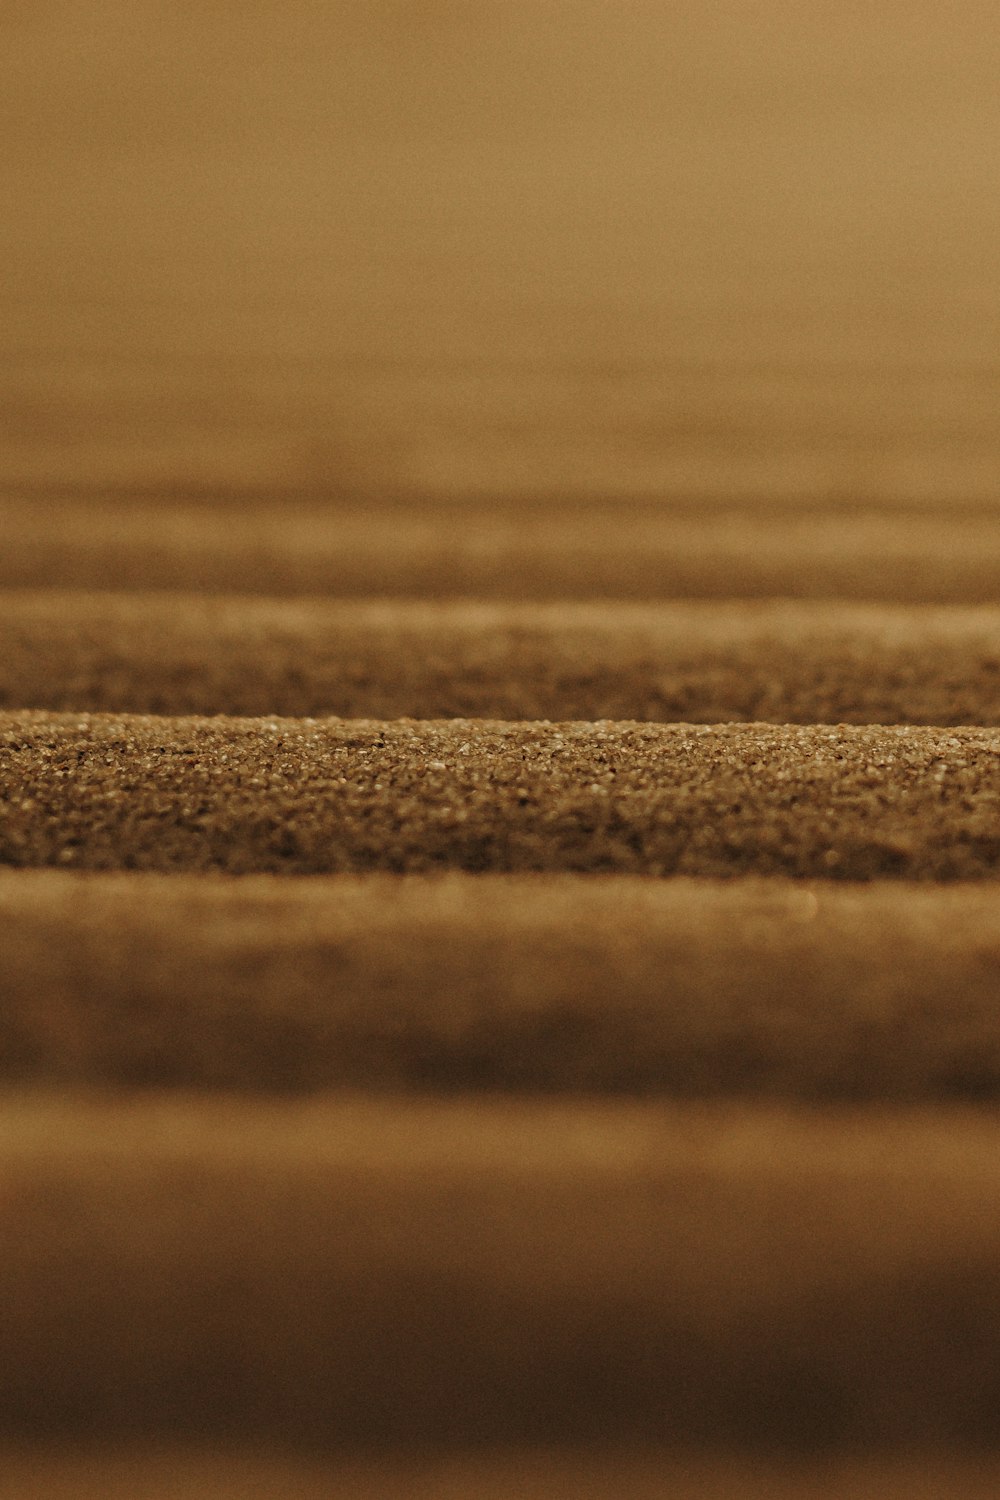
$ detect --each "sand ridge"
[4,592,1000,724]
[4,1092,1000,1448]
[3,711,1000,879]
[4,871,1000,1099]
[4,494,1000,602]
[8,0,1000,1479]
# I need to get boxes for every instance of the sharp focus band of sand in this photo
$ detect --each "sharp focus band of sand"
[4,711,1000,879]
[4,871,1000,1100]
[5,592,1000,725]
[3,1092,1000,1448]
[4,495,1000,603]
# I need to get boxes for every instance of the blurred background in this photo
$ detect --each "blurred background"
[3,0,1000,507]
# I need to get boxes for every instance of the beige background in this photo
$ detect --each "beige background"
[4,1,999,502]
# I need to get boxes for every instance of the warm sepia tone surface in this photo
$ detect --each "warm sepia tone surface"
[4,496,1000,602]
[5,871,1000,1099]
[5,3,1000,1494]
[5,1093,1000,1447]
[5,593,1000,722]
[6,712,1000,880]
[4,1,1000,504]
[7,1449,1000,1500]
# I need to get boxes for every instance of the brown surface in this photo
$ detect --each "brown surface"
[4,4,1000,504]
[4,495,1000,603]
[4,1447,1000,1500]
[7,3,1000,1484]
[4,710,1000,879]
[4,1092,1000,1448]
[5,593,1000,724]
[5,871,1000,1101]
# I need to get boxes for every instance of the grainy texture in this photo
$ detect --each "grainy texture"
[3,711,1000,879]
[4,1092,1000,1448]
[5,871,1000,1100]
[8,2,1000,1482]
[5,593,1000,725]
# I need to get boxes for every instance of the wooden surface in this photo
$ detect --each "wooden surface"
[4,1,1000,504]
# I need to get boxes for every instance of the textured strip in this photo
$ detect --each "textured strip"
[3,712,1000,879]
[4,871,1000,1099]
[4,593,1000,724]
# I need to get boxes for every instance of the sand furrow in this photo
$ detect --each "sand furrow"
[3,1092,1000,1447]
[3,871,1000,1100]
[4,495,1000,602]
[3,712,1000,879]
[4,592,1000,724]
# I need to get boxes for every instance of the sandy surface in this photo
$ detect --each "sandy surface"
[3,1091,1000,1449]
[3,711,1000,879]
[4,593,1000,724]
[4,495,1000,603]
[4,870,1000,1100]
[5,4,1000,505]
[7,3,1000,1480]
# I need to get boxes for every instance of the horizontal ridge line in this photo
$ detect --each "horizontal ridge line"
[4,594,1000,725]
[3,713,1000,880]
[3,871,1000,1101]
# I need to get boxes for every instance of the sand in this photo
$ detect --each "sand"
[4,710,1000,879]
[4,1092,1000,1449]
[4,871,1000,1099]
[4,593,1000,725]
[4,495,1000,603]
[9,2,1000,1487]
[7,578,1000,1474]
